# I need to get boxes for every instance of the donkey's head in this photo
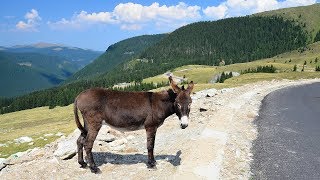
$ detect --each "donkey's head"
[169,76,194,129]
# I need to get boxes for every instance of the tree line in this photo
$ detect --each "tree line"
[241,65,277,74]
[0,80,169,114]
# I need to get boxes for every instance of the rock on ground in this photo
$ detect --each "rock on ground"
[14,136,33,144]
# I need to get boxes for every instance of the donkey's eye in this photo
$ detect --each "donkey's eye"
[188,103,191,108]
[177,104,181,109]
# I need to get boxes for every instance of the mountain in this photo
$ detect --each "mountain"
[96,4,319,84]
[1,4,320,113]
[0,51,78,97]
[0,43,103,97]
[65,34,166,83]
[3,42,103,69]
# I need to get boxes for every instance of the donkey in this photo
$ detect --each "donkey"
[74,76,194,173]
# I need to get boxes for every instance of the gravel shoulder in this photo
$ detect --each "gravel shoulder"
[1,79,319,180]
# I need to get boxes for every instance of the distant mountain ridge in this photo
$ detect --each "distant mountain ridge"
[2,42,103,69]
[0,51,78,97]
[0,43,103,97]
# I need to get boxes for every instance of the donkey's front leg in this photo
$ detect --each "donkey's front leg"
[146,127,157,168]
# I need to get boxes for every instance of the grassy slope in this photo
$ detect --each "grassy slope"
[144,41,320,91]
[257,3,320,42]
[0,105,75,158]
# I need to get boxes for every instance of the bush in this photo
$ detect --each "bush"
[293,64,297,71]
[217,71,233,83]
[242,65,277,74]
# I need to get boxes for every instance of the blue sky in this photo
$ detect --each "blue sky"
[0,0,319,51]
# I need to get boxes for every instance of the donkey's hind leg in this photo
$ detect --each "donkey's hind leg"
[77,133,87,168]
[84,117,102,173]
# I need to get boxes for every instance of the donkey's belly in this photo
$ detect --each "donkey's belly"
[102,121,144,132]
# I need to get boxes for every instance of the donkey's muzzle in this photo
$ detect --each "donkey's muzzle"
[180,124,188,129]
[180,116,189,129]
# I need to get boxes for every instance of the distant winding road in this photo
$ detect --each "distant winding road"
[251,83,320,179]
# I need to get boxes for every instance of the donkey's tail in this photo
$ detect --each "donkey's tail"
[74,99,86,135]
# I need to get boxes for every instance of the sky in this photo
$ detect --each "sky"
[0,0,319,51]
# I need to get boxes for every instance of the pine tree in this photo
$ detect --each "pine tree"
[293,64,297,71]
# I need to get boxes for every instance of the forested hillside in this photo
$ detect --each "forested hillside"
[96,16,308,84]
[257,3,320,42]
[65,34,166,83]
[0,51,78,97]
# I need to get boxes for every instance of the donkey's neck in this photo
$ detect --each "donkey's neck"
[153,89,177,119]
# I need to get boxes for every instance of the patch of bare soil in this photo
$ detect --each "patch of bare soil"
[1,79,319,180]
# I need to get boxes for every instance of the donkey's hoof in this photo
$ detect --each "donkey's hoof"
[90,166,101,174]
[147,161,157,169]
[79,162,87,168]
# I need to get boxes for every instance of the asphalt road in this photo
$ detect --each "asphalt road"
[251,83,320,180]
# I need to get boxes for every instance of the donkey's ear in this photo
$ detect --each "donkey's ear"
[169,76,181,93]
[186,81,194,94]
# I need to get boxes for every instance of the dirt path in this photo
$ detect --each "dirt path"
[1,79,319,180]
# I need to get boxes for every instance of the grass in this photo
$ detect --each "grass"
[0,105,75,158]
[144,41,320,89]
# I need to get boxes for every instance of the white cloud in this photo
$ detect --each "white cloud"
[120,24,143,30]
[204,0,317,20]
[113,2,201,22]
[16,9,41,32]
[203,4,228,19]
[47,11,116,30]
[47,1,318,31]
[48,2,201,31]
[76,11,115,23]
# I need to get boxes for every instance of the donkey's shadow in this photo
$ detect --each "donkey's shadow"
[92,150,182,167]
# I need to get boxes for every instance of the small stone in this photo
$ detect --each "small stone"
[97,134,116,143]
[104,157,116,163]
[0,158,8,170]
[110,144,126,151]
[44,133,54,137]
[28,142,34,146]
[14,136,33,143]
[53,129,80,160]
[108,138,128,147]
[236,149,241,158]
[126,135,135,140]
[199,108,207,112]
[55,132,64,137]
[48,157,60,164]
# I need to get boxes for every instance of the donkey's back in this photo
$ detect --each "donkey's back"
[75,88,153,131]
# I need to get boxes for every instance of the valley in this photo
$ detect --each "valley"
[0,43,102,97]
